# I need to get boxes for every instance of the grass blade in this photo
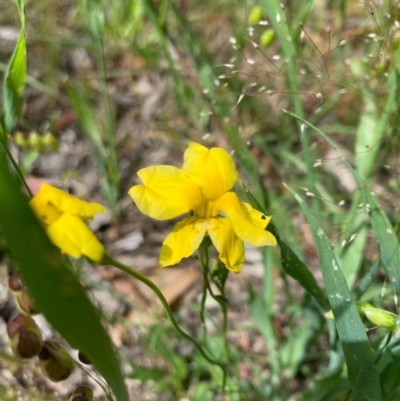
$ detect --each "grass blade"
[2,1,26,133]
[284,110,400,299]
[285,183,381,401]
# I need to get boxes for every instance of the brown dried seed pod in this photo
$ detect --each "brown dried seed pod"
[8,273,24,291]
[13,289,39,316]
[38,340,75,382]
[69,385,93,401]
[7,314,43,359]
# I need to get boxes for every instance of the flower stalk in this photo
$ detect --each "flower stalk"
[103,253,228,390]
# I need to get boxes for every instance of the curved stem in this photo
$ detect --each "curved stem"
[104,254,227,379]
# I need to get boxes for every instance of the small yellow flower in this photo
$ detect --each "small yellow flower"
[129,142,276,273]
[29,184,106,262]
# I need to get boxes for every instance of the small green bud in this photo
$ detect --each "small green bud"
[248,6,263,26]
[42,132,59,151]
[364,307,397,330]
[260,29,275,48]
[14,132,29,149]
[28,132,44,151]
[69,385,93,401]
[39,340,75,382]
[357,302,397,330]
[7,314,43,359]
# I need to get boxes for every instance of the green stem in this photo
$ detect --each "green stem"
[198,247,209,339]
[94,34,120,202]
[0,141,32,197]
[104,254,227,382]
[221,300,229,364]
[197,246,229,391]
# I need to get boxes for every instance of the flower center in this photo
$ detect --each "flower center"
[195,199,218,218]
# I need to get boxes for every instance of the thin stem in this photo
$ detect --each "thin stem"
[0,141,32,197]
[220,288,229,365]
[104,254,227,381]
[198,247,209,339]
[196,246,228,391]
[94,35,120,203]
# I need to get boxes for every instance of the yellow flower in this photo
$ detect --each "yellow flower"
[129,142,276,273]
[29,184,106,262]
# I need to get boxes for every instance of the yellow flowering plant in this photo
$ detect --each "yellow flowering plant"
[8,143,277,396]
[128,141,277,377]
[29,184,106,262]
[25,181,229,389]
[129,141,277,273]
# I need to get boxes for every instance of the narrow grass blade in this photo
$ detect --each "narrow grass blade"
[363,192,400,296]
[279,237,327,309]
[284,110,400,299]
[2,3,26,133]
[355,98,379,178]
[355,56,398,178]
[337,227,368,290]
[67,83,118,206]
[285,183,381,400]
[0,149,128,401]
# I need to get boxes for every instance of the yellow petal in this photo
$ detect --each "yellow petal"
[129,165,204,220]
[243,202,272,229]
[182,142,238,200]
[29,194,62,225]
[38,184,106,219]
[214,192,277,247]
[47,213,105,262]
[208,217,245,273]
[159,216,207,266]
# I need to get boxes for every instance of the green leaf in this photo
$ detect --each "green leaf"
[285,111,400,301]
[279,236,328,308]
[2,24,26,133]
[285,183,381,401]
[337,227,368,290]
[0,147,128,401]
[363,191,400,296]
[355,98,380,177]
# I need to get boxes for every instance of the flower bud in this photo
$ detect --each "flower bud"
[357,302,397,330]
[260,29,275,48]
[69,385,93,401]
[42,132,59,151]
[7,315,43,359]
[28,132,43,151]
[39,340,75,382]
[14,131,29,149]
[78,350,91,365]
[248,6,263,26]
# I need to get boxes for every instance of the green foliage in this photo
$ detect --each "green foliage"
[0,149,128,401]
[2,0,400,400]
[2,0,26,134]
